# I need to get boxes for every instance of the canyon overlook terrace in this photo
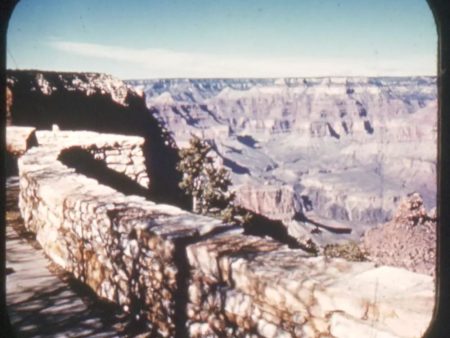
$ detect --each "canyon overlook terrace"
[8,126,434,338]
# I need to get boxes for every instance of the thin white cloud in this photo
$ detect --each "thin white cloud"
[49,40,436,78]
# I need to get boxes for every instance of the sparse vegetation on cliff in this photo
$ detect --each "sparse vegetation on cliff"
[177,135,251,226]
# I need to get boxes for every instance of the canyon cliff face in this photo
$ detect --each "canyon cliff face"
[6,70,188,208]
[127,77,437,242]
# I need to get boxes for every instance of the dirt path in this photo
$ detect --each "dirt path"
[5,176,131,338]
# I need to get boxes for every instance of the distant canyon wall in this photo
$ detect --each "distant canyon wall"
[128,77,437,228]
[6,70,437,240]
[127,77,436,138]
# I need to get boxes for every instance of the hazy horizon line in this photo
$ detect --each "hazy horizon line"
[7,67,438,81]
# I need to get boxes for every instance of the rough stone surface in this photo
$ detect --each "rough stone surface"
[6,126,37,156]
[17,128,435,338]
[36,130,150,189]
[186,232,434,338]
[362,193,437,277]
[17,130,231,337]
[7,71,135,107]
[6,177,128,338]
[235,184,302,221]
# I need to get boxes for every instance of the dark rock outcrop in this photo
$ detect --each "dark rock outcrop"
[6,70,188,208]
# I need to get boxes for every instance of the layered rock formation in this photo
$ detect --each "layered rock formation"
[128,77,437,242]
[234,184,302,222]
[12,126,434,338]
[7,70,437,245]
[362,193,436,276]
[129,77,436,139]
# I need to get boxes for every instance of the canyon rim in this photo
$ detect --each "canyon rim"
[5,1,439,337]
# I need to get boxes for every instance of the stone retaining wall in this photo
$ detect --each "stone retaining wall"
[186,233,434,338]
[17,129,231,337]
[13,127,434,338]
[36,129,150,188]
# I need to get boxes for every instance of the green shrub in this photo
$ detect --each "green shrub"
[177,135,251,226]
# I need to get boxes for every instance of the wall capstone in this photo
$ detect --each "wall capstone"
[6,126,37,156]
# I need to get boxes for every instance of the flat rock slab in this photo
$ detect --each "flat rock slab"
[304,212,353,233]
[6,177,124,338]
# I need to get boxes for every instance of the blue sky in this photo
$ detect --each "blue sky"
[7,0,437,79]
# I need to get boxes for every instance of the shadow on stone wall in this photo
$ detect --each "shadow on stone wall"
[58,147,151,200]
[243,211,318,254]
[7,70,190,209]
[5,152,18,176]
[57,145,316,254]
[6,177,132,338]
[6,129,38,176]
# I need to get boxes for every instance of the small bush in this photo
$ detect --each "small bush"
[176,135,251,226]
[323,241,367,261]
